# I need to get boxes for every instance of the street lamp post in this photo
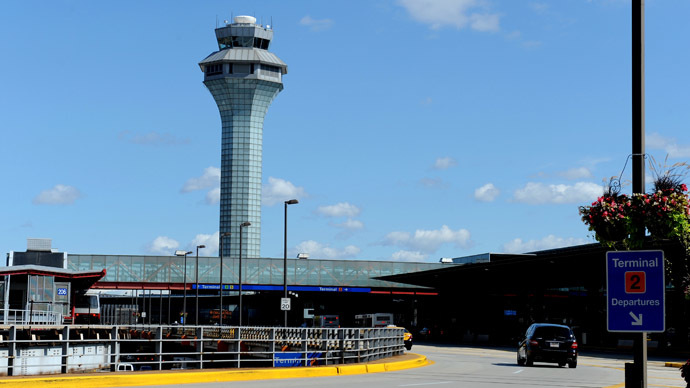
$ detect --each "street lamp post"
[284,199,298,327]
[195,245,206,325]
[219,232,231,326]
[238,222,251,327]
[175,250,193,326]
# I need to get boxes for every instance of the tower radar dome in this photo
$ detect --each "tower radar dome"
[234,15,256,24]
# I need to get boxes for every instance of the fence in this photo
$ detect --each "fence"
[0,325,405,376]
[0,309,62,326]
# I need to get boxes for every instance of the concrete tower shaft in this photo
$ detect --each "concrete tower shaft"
[199,16,287,259]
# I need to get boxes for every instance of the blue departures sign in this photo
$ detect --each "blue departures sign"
[607,250,665,332]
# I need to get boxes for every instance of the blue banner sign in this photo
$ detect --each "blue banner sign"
[607,250,665,332]
[273,352,323,367]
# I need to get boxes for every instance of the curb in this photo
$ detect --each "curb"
[0,353,429,388]
[665,362,684,368]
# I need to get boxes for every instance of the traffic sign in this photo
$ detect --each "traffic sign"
[281,297,291,311]
[607,250,665,332]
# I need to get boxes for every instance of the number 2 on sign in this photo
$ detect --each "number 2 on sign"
[625,271,646,293]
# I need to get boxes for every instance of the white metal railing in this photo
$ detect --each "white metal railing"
[0,325,405,376]
[0,309,62,325]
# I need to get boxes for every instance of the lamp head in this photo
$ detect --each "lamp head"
[285,199,299,205]
[240,221,251,227]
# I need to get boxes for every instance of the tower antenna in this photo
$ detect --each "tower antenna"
[216,15,218,28]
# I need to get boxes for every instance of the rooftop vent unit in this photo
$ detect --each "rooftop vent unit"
[27,238,52,252]
[297,253,309,260]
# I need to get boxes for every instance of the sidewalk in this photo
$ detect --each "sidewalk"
[0,353,429,388]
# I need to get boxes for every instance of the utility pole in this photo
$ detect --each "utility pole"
[629,1,646,388]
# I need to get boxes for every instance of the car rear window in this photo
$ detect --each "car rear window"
[533,326,571,340]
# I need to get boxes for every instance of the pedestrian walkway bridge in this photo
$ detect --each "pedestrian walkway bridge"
[67,255,452,291]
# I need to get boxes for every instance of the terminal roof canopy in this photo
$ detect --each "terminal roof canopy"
[0,265,106,291]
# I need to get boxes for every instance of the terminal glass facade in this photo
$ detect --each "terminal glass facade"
[67,254,451,290]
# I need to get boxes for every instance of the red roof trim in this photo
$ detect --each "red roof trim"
[0,268,106,280]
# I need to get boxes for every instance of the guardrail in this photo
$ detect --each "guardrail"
[0,309,63,325]
[0,325,405,376]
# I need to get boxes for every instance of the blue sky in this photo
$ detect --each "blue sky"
[2,0,690,262]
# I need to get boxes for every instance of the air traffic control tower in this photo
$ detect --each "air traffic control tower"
[199,16,287,258]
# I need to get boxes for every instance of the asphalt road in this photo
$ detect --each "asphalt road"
[113,344,687,388]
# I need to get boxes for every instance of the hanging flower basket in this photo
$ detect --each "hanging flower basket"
[644,185,690,240]
[593,222,628,242]
[579,193,632,247]
[579,158,690,248]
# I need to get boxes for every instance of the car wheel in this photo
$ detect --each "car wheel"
[405,343,412,351]
[517,353,525,366]
[568,360,577,369]
[525,357,533,367]
[558,362,566,368]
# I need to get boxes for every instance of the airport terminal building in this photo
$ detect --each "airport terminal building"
[6,237,687,352]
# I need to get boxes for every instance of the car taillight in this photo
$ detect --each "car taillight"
[571,341,578,349]
[529,340,539,346]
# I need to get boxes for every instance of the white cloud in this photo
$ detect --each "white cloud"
[469,13,500,32]
[181,167,220,192]
[206,187,220,205]
[397,0,500,32]
[647,132,690,158]
[512,182,603,204]
[433,156,458,170]
[191,231,219,256]
[317,202,361,218]
[33,184,82,205]
[529,2,549,13]
[293,240,360,260]
[334,219,364,230]
[262,177,307,206]
[147,236,179,255]
[419,177,449,189]
[558,167,593,180]
[118,130,190,146]
[501,235,588,254]
[391,250,427,262]
[384,225,472,253]
[299,15,334,31]
[474,183,500,202]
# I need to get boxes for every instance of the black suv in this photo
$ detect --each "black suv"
[517,323,577,368]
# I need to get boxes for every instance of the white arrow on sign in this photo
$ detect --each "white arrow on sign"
[629,311,643,326]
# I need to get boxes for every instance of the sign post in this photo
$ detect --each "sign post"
[607,250,664,388]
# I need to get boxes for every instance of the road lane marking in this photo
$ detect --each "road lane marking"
[399,382,451,387]
[513,369,523,374]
